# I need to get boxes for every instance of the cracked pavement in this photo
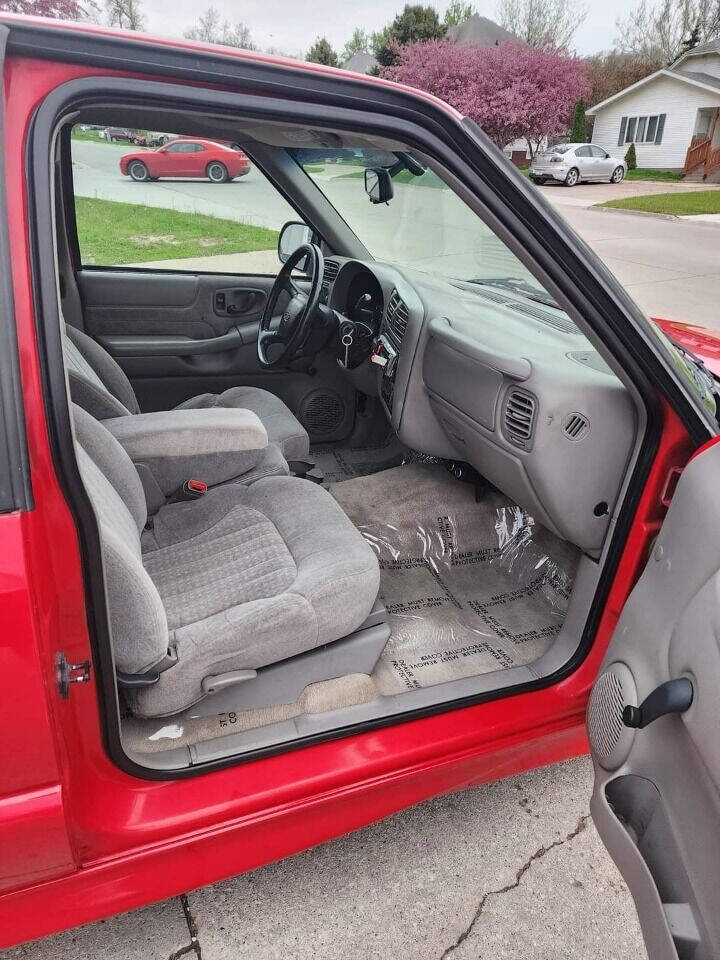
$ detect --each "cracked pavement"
[2,757,646,960]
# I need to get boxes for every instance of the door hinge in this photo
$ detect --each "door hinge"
[56,652,91,698]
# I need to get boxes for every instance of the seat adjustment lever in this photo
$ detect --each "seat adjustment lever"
[622,677,694,729]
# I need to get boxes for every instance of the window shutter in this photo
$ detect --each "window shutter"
[618,117,627,146]
[655,113,666,144]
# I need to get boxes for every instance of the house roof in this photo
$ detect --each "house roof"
[587,67,720,114]
[672,36,720,65]
[446,14,518,46]
[342,51,378,74]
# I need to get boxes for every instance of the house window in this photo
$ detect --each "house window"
[618,113,666,146]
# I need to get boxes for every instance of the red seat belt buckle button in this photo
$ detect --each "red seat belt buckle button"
[183,479,207,498]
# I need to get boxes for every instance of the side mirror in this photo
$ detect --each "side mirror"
[364,168,393,205]
[278,221,313,264]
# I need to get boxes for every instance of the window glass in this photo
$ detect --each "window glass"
[626,118,637,143]
[636,117,647,142]
[646,116,658,142]
[70,124,299,273]
[552,144,573,154]
[291,147,574,326]
[590,146,607,158]
[575,146,591,157]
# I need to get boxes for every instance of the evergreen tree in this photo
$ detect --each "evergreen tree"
[306,37,339,66]
[570,99,588,142]
[372,5,446,67]
[625,142,637,170]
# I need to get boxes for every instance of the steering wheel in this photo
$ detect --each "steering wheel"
[257,243,324,367]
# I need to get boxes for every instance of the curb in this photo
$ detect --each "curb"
[592,205,680,221]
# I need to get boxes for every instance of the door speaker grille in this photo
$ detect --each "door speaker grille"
[299,389,346,440]
[587,663,637,770]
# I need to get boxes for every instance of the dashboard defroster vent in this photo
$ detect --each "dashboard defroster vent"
[385,289,409,343]
[503,388,537,448]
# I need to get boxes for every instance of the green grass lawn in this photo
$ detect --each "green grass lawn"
[597,190,720,216]
[626,168,684,182]
[71,128,106,143]
[76,197,279,265]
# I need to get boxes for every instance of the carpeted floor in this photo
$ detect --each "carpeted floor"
[124,462,579,756]
[309,433,435,484]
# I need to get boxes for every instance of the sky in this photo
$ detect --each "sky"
[138,0,634,60]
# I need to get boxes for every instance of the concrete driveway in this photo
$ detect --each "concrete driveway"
[2,758,645,960]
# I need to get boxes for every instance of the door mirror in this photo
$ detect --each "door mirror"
[278,221,313,263]
[364,167,393,205]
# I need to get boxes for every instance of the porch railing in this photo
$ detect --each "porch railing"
[706,145,720,177]
[684,137,710,174]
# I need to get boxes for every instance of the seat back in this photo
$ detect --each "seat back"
[72,404,169,674]
[64,325,141,420]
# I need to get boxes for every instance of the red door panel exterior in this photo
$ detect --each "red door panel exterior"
[0,38,698,948]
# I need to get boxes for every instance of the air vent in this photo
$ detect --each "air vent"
[503,388,537,448]
[384,289,409,343]
[563,412,590,441]
[320,259,340,302]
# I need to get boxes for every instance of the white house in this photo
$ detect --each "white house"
[587,37,720,179]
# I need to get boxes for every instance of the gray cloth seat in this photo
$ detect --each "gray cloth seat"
[64,323,310,461]
[72,405,379,717]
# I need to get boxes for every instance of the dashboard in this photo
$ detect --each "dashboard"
[324,257,637,555]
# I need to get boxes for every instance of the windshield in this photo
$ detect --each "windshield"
[290,146,550,298]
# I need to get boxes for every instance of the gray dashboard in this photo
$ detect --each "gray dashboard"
[326,257,637,555]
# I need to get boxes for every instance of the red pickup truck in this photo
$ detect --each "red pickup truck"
[0,13,719,957]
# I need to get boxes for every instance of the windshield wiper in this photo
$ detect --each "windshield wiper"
[467,277,560,310]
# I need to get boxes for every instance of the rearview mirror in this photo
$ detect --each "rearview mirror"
[278,221,313,263]
[364,168,393,205]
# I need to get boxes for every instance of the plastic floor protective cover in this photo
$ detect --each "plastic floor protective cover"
[123,462,579,756]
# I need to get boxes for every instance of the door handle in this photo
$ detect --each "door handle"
[622,678,694,729]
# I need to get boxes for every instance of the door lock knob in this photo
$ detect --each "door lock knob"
[622,677,694,729]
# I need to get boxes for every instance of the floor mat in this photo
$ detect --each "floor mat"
[309,433,432,484]
[331,463,580,695]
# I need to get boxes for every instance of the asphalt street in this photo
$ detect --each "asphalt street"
[19,139,714,960]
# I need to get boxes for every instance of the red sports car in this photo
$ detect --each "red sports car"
[119,137,251,182]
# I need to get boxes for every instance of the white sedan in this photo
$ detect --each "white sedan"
[529,143,627,187]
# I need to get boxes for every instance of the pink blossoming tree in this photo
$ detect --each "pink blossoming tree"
[383,40,589,156]
[1,0,96,18]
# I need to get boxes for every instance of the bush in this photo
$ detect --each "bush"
[625,143,637,170]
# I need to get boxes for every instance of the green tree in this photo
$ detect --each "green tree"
[341,27,370,62]
[372,4,447,67]
[443,1,476,27]
[306,36,339,66]
[625,142,637,169]
[570,98,588,141]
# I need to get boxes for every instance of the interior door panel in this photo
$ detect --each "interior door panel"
[587,442,720,960]
[77,268,356,442]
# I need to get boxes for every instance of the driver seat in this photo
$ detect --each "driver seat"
[63,323,310,461]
